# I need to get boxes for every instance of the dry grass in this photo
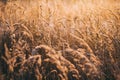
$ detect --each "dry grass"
[0,0,120,80]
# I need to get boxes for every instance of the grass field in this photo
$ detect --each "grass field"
[0,0,120,80]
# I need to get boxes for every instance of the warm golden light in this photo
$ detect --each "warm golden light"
[0,0,120,80]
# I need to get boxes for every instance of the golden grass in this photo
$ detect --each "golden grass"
[0,0,120,80]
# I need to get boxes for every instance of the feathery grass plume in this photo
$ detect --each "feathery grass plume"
[63,47,103,80]
[33,45,80,80]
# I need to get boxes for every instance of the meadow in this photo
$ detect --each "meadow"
[0,0,120,80]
